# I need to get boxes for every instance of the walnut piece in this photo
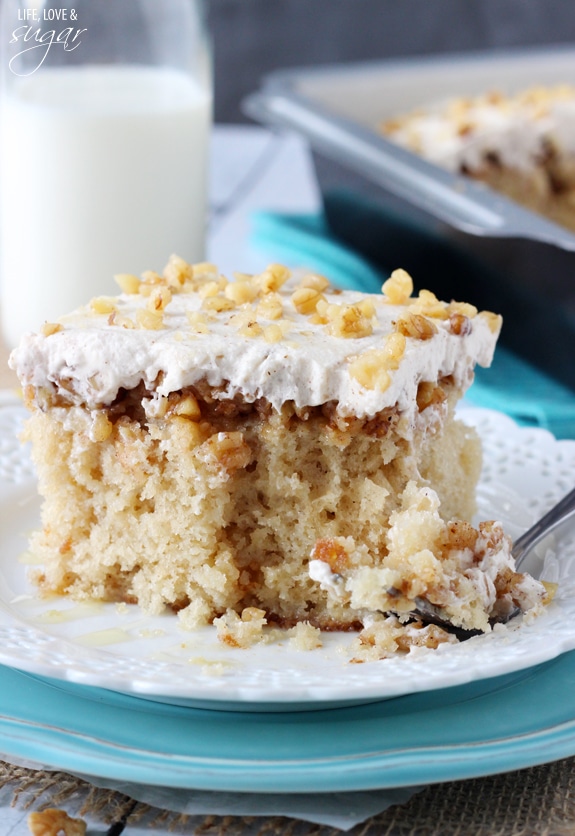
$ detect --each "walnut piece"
[348,332,406,392]
[90,296,117,315]
[40,322,63,337]
[381,268,414,304]
[114,272,141,294]
[396,312,438,340]
[322,301,374,338]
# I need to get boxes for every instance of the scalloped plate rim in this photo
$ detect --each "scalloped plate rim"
[1,394,575,709]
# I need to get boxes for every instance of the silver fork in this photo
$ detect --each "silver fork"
[512,485,575,570]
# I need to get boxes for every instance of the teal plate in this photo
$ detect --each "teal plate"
[2,652,575,792]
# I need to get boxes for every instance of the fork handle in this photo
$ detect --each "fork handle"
[512,486,575,569]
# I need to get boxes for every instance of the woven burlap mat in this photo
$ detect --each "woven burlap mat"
[4,758,575,836]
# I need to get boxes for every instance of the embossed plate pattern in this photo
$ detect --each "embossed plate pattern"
[1,393,575,710]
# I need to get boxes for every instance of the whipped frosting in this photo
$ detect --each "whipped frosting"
[9,267,500,420]
[383,85,575,174]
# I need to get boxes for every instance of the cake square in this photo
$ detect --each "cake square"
[382,85,575,232]
[9,258,548,653]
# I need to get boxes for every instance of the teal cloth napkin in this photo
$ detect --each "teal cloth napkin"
[250,208,575,440]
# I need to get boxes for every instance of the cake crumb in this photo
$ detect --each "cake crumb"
[349,615,457,662]
[288,621,323,650]
[28,809,86,836]
[214,607,268,648]
[189,656,229,676]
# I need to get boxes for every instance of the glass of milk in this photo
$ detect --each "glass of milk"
[0,0,212,347]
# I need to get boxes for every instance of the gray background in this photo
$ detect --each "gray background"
[208,0,575,196]
[208,0,575,124]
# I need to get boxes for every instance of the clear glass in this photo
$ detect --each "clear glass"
[0,0,212,347]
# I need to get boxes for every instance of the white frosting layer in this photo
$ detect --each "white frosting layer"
[384,86,575,174]
[9,272,499,419]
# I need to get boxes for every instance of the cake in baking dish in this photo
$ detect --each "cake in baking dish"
[382,85,575,232]
[9,257,548,649]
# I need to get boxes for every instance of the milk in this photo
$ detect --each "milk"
[0,65,212,347]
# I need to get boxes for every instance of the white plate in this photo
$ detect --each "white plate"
[1,394,575,711]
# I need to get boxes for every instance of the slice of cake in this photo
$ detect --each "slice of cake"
[382,85,575,232]
[9,258,547,647]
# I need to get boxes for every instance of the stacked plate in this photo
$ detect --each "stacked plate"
[1,395,575,790]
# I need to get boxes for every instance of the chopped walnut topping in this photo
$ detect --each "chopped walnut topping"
[298,272,330,292]
[114,272,141,294]
[40,322,63,337]
[108,311,136,329]
[192,262,219,280]
[137,270,166,297]
[358,298,376,318]
[230,310,263,337]
[416,380,448,412]
[147,285,172,312]
[90,296,117,315]
[381,268,414,304]
[478,310,503,334]
[225,280,258,305]
[239,320,263,338]
[199,278,227,299]
[349,355,389,391]
[141,269,163,286]
[349,332,406,392]
[163,254,194,288]
[448,300,478,319]
[187,311,209,333]
[409,289,449,319]
[257,292,283,320]
[449,312,472,335]
[254,263,290,294]
[202,295,236,313]
[263,324,284,343]
[323,301,374,338]
[291,286,326,315]
[396,312,438,340]
[28,808,86,836]
[230,310,253,328]
[384,331,407,363]
[137,282,155,297]
[277,318,293,331]
[135,308,163,330]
